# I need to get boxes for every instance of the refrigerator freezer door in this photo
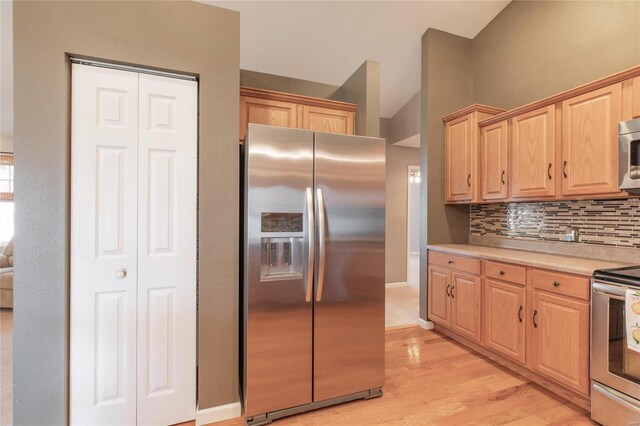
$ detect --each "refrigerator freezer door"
[313,132,386,402]
[245,124,315,417]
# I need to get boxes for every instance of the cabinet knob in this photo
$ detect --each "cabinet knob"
[467,174,471,187]
[448,260,454,264]
[553,281,560,287]
[116,269,127,279]
[499,270,505,276]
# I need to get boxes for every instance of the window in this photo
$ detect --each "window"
[0,154,14,244]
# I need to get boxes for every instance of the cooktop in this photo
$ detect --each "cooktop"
[594,265,640,285]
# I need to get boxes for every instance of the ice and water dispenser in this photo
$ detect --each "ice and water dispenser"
[260,213,303,281]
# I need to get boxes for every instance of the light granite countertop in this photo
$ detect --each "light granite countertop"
[427,244,634,276]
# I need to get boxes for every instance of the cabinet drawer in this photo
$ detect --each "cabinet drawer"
[531,269,590,301]
[429,251,481,275]
[485,261,526,285]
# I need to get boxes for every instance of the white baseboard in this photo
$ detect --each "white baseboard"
[196,402,242,426]
[385,282,408,288]
[417,318,434,330]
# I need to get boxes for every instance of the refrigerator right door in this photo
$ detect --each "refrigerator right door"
[313,132,386,402]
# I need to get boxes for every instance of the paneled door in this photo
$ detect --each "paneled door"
[313,132,385,402]
[71,64,197,425]
[561,84,622,196]
[137,74,197,425]
[240,96,298,141]
[300,105,354,135]
[445,114,474,202]
[427,266,451,326]
[71,64,139,426]
[480,120,508,200]
[530,291,590,395]
[511,106,556,199]
[483,279,526,363]
[450,272,482,342]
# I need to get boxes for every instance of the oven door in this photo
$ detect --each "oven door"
[592,281,640,400]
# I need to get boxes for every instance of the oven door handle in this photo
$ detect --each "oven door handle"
[593,382,640,414]
[593,282,627,299]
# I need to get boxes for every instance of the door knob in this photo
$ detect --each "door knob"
[116,269,127,279]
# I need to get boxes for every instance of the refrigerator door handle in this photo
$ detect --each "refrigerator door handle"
[305,187,315,302]
[316,187,326,302]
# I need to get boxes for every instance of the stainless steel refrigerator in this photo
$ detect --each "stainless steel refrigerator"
[243,124,385,425]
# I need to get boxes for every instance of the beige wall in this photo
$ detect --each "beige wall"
[333,60,381,137]
[422,29,473,247]
[240,69,339,99]
[387,92,420,144]
[473,0,640,109]
[419,28,474,318]
[13,1,240,423]
[385,145,420,283]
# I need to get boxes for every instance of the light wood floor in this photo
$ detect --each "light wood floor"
[212,327,593,426]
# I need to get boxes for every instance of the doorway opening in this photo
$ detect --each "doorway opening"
[406,166,420,291]
[384,165,420,329]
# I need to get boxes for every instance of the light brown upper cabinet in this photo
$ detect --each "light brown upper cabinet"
[300,105,354,135]
[443,105,504,203]
[480,120,509,201]
[510,105,556,199]
[240,96,298,141]
[451,65,640,204]
[240,87,356,142]
[561,84,622,196]
[445,114,474,202]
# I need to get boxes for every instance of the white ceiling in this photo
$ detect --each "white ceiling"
[203,0,510,118]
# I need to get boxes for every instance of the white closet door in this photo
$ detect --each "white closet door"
[136,74,197,425]
[70,64,139,425]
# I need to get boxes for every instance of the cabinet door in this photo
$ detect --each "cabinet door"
[511,106,556,198]
[240,96,298,141]
[445,114,475,202]
[450,272,482,342]
[301,105,354,135]
[483,279,525,363]
[480,120,508,200]
[530,291,590,395]
[561,84,621,196]
[428,266,451,327]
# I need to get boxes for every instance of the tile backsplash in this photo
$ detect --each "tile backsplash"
[470,199,640,249]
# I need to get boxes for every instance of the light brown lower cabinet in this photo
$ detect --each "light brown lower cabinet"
[428,252,591,405]
[483,279,526,363]
[530,290,590,395]
[450,272,482,343]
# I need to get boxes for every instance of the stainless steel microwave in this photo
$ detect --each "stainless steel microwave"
[619,118,640,193]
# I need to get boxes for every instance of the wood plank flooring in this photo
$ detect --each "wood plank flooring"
[211,327,593,426]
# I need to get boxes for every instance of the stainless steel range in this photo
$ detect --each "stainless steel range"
[592,267,640,425]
